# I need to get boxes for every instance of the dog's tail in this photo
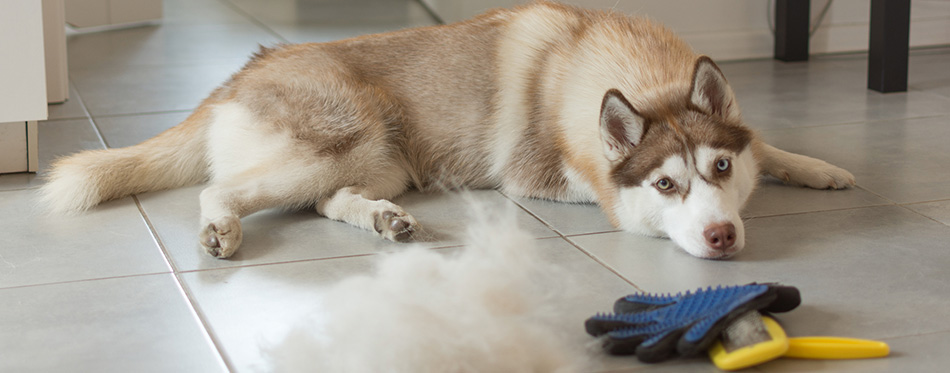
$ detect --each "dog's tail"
[40,104,215,214]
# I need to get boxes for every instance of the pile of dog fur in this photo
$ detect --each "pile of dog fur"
[268,201,586,372]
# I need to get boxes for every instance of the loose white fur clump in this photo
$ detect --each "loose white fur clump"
[268,201,585,372]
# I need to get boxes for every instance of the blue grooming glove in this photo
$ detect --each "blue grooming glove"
[585,283,800,363]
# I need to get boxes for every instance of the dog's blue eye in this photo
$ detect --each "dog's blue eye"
[717,159,730,172]
[656,178,673,191]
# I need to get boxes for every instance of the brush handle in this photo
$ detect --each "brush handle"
[785,337,890,359]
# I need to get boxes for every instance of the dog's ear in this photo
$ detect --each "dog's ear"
[600,89,646,163]
[690,56,741,123]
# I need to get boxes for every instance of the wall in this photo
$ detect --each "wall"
[421,0,950,61]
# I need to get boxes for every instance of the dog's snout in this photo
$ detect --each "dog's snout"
[703,222,736,251]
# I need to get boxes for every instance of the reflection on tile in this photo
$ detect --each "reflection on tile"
[721,52,950,130]
[573,206,950,341]
[733,77,950,130]
[46,84,87,120]
[95,111,190,148]
[760,116,950,204]
[37,119,105,172]
[180,237,637,372]
[138,187,556,271]
[0,189,168,289]
[760,332,950,373]
[0,274,224,372]
[67,23,281,70]
[71,62,244,116]
[227,0,437,43]
[742,179,890,218]
[907,48,950,100]
[163,0,252,25]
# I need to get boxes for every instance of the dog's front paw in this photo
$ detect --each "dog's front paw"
[199,215,243,258]
[373,210,418,242]
[813,164,856,190]
[777,158,856,190]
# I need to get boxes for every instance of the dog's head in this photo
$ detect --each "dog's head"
[600,57,758,259]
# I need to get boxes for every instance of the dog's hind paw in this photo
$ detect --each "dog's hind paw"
[199,215,243,258]
[373,210,418,242]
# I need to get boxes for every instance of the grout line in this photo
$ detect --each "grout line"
[742,203,895,220]
[66,77,112,149]
[176,252,384,274]
[91,109,195,120]
[132,196,178,273]
[132,195,234,372]
[897,204,950,229]
[900,197,950,205]
[173,233,561,276]
[413,0,446,25]
[54,77,109,149]
[496,191,569,238]
[0,272,171,291]
[878,329,950,341]
[215,0,289,44]
[562,230,624,238]
[759,113,950,133]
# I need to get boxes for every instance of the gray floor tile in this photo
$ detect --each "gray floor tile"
[904,199,950,226]
[70,61,244,116]
[0,118,104,191]
[731,73,950,130]
[36,119,106,171]
[742,179,891,218]
[0,274,224,372]
[721,51,950,130]
[67,23,281,70]
[0,173,40,191]
[95,111,190,148]
[572,206,950,341]
[137,187,555,271]
[760,115,950,204]
[0,189,169,289]
[509,195,618,236]
[180,237,637,372]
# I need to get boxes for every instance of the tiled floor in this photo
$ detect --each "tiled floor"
[3,0,950,371]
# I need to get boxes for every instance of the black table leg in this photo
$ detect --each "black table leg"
[868,0,911,93]
[774,0,811,62]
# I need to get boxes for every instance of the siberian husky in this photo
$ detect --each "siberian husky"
[41,2,854,259]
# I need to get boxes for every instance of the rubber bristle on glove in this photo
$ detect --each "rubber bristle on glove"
[585,283,800,363]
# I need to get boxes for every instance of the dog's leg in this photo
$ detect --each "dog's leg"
[752,140,855,189]
[316,186,418,242]
[198,166,323,258]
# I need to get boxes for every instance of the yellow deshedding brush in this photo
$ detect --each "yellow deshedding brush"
[708,312,889,371]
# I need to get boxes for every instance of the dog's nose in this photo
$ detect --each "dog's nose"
[704,222,736,251]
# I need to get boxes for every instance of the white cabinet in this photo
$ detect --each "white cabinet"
[0,0,47,174]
